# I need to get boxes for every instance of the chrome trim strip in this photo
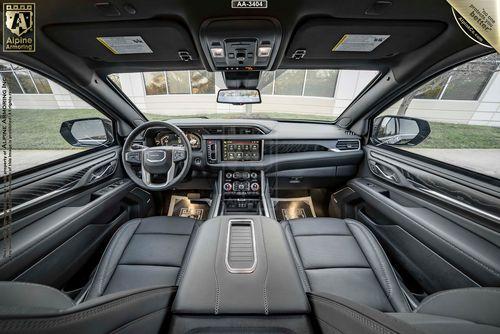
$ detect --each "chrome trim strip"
[260,171,270,217]
[0,187,68,219]
[225,219,257,274]
[417,187,500,223]
[212,170,223,217]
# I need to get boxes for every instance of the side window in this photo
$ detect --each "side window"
[373,53,500,179]
[0,59,113,175]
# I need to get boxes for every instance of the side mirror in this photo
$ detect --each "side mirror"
[60,118,113,147]
[372,116,430,146]
[217,89,261,105]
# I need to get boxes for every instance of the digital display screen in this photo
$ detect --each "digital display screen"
[222,140,261,161]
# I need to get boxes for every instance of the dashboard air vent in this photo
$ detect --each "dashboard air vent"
[336,140,360,151]
[344,130,356,136]
[206,127,265,135]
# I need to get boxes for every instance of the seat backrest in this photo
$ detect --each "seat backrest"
[0,282,175,334]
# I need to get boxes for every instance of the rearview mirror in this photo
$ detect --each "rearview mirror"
[217,89,261,105]
[372,116,430,146]
[60,118,113,147]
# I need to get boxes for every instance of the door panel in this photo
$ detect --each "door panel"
[346,145,500,295]
[0,147,147,288]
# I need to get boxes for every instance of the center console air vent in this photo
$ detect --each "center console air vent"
[205,127,265,135]
[226,219,256,274]
[335,140,361,151]
[264,143,328,155]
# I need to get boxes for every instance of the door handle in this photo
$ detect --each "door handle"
[368,160,400,184]
[88,161,117,184]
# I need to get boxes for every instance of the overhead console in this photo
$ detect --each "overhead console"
[200,18,282,71]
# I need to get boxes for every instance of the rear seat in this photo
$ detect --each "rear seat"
[282,217,411,312]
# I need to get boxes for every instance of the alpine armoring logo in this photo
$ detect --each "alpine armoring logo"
[3,3,35,52]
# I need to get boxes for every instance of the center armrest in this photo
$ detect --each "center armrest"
[172,215,310,315]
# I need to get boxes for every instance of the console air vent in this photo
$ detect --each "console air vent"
[344,130,357,136]
[264,143,328,155]
[205,127,265,135]
[226,220,256,274]
[335,140,360,151]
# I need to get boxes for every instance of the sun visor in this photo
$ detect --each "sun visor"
[286,18,446,61]
[43,19,198,63]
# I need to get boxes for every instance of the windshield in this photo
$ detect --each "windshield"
[109,69,378,122]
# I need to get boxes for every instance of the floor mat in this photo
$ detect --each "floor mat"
[167,195,211,220]
[272,196,316,221]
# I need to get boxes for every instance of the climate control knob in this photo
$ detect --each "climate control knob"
[225,172,232,179]
[250,182,260,192]
[250,172,258,179]
[223,183,232,191]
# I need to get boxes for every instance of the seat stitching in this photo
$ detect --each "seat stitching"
[283,221,311,292]
[116,263,181,268]
[214,221,222,315]
[0,287,175,329]
[109,308,166,334]
[135,232,192,236]
[94,222,132,295]
[261,219,270,315]
[305,267,372,271]
[346,221,392,295]
[293,233,352,237]
[310,295,399,334]
[346,220,411,312]
[98,220,141,295]
[416,287,500,313]
[176,220,200,285]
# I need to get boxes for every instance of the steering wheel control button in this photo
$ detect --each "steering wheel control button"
[173,150,186,162]
[125,151,141,163]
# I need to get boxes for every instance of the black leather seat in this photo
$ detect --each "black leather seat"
[282,217,410,312]
[84,216,200,300]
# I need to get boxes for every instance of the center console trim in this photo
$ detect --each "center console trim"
[225,219,257,274]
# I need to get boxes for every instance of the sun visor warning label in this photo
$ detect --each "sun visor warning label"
[96,36,153,54]
[332,34,390,52]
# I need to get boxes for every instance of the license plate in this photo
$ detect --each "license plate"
[231,0,268,9]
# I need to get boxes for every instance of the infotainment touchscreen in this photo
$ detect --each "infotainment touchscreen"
[222,140,261,161]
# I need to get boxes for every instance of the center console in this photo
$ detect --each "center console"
[173,216,309,312]
[222,170,263,214]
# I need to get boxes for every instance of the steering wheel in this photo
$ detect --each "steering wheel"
[122,121,192,191]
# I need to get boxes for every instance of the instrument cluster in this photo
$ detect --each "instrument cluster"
[153,131,202,150]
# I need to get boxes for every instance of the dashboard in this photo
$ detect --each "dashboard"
[141,119,363,172]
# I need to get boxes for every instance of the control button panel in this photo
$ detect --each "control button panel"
[223,170,261,198]
[206,139,218,164]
